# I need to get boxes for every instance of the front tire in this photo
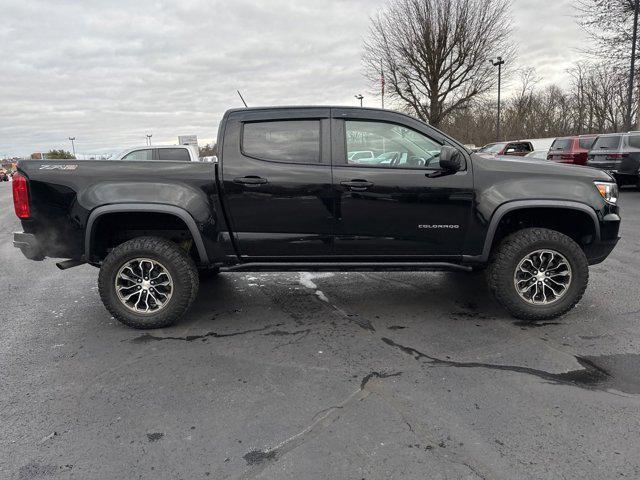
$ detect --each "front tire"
[98,237,199,329]
[488,228,588,321]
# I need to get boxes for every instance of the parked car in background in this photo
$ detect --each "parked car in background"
[525,150,550,161]
[547,135,597,165]
[587,133,640,188]
[111,145,200,162]
[476,141,533,158]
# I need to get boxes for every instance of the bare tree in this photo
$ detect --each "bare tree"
[440,62,631,146]
[576,0,636,62]
[363,0,514,127]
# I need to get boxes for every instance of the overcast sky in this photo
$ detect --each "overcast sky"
[0,0,590,157]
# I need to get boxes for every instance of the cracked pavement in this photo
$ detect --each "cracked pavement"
[1,184,640,479]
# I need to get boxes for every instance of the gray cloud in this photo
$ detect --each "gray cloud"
[0,0,591,157]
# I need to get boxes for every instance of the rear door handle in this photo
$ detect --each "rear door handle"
[341,180,373,191]
[233,176,268,185]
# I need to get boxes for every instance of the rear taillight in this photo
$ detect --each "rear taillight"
[608,153,628,159]
[12,172,30,218]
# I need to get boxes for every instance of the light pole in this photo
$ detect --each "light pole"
[627,0,639,131]
[68,137,76,158]
[490,56,505,142]
[146,134,153,146]
[355,94,364,107]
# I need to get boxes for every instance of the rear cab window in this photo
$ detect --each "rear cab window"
[242,120,321,164]
[158,148,191,161]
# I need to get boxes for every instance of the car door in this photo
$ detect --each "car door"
[220,108,334,259]
[331,108,473,258]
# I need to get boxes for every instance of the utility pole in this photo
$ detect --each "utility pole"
[491,56,505,142]
[146,134,153,146]
[627,0,639,131]
[68,137,76,158]
[355,94,364,107]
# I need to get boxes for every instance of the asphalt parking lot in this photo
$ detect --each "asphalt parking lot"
[1,183,640,480]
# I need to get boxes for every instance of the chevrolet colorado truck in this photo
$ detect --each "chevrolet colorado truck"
[12,107,621,329]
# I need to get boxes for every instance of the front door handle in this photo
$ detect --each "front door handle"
[341,180,373,191]
[233,176,268,185]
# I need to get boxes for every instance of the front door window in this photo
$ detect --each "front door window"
[345,121,444,169]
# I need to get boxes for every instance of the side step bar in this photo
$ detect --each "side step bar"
[220,262,473,273]
[56,259,87,270]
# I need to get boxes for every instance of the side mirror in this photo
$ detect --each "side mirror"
[439,146,463,172]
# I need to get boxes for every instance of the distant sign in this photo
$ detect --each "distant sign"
[178,135,198,147]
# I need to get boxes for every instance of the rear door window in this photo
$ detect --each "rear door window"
[242,120,321,164]
[158,148,191,161]
[121,149,154,161]
[592,136,622,150]
[550,139,572,151]
[628,135,640,149]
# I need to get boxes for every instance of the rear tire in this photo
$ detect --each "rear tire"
[98,236,199,329]
[487,228,588,321]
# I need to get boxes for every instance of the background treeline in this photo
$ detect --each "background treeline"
[440,64,634,146]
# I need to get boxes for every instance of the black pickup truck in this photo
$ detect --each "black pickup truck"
[12,107,621,328]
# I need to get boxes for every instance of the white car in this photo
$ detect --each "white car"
[111,144,200,162]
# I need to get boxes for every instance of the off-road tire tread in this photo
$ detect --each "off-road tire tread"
[98,236,199,329]
[488,228,588,321]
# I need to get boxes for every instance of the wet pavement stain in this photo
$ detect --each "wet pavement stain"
[240,371,402,472]
[18,463,73,480]
[146,432,164,442]
[360,371,402,390]
[243,449,277,465]
[263,329,311,337]
[388,325,407,330]
[130,323,283,343]
[347,314,375,332]
[512,321,561,328]
[381,337,640,394]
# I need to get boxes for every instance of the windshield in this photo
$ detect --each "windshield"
[109,149,129,160]
[478,143,506,153]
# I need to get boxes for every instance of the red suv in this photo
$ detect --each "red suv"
[547,135,597,165]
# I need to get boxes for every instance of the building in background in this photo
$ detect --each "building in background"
[178,135,198,147]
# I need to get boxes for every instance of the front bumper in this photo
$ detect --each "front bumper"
[584,238,619,265]
[13,232,44,261]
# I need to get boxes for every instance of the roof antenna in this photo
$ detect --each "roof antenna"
[237,90,248,108]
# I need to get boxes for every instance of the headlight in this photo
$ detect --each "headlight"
[594,181,618,204]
